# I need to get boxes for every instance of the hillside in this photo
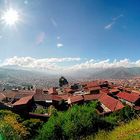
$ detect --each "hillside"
[0,68,59,89]
[94,118,140,140]
[68,67,140,79]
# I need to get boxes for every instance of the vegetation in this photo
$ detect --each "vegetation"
[94,118,140,140]
[0,103,139,140]
[59,76,68,87]
[33,108,48,114]
[0,110,43,140]
[0,110,28,140]
[36,101,116,140]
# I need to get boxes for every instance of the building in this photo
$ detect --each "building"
[116,92,140,106]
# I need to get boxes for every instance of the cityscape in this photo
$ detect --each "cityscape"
[0,0,140,140]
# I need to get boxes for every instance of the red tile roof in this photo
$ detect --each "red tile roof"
[2,90,35,99]
[110,89,119,93]
[88,86,101,91]
[116,92,140,103]
[52,95,62,101]
[83,94,102,101]
[0,93,6,101]
[34,92,52,101]
[58,94,69,100]
[68,95,83,104]
[99,94,124,112]
[12,95,33,106]
[100,88,109,94]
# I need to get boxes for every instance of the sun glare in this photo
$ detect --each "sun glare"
[1,8,19,26]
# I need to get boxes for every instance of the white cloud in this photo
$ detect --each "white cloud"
[69,58,140,72]
[112,14,123,21]
[1,56,81,71]
[1,56,140,73]
[104,14,123,30]
[57,43,63,48]
[104,22,115,30]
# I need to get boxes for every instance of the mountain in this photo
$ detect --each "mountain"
[0,67,59,89]
[0,67,140,89]
[91,67,135,79]
[67,67,140,79]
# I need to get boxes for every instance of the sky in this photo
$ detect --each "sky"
[0,0,140,72]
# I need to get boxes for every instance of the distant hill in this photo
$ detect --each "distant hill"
[0,67,59,89]
[67,67,140,79]
[91,67,136,79]
[0,67,140,89]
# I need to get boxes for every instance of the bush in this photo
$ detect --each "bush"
[0,121,20,140]
[33,108,48,114]
[111,106,137,123]
[0,110,28,140]
[36,101,116,140]
[23,119,43,139]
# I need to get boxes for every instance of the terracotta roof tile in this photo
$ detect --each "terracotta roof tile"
[68,95,83,104]
[83,94,102,101]
[116,92,140,103]
[12,95,33,106]
[99,94,124,112]
[58,94,69,100]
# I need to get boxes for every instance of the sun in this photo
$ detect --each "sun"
[1,8,19,26]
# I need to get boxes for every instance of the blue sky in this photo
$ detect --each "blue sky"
[0,0,140,72]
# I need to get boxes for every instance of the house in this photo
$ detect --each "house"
[101,88,109,94]
[109,88,120,95]
[116,92,140,106]
[34,91,65,109]
[98,94,124,113]
[2,91,17,103]
[58,94,69,102]
[2,90,35,104]
[88,87,101,94]
[85,81,99,88]
[68,95,84,105]
[83,94,102,102]
[99,81,109,88]
[12,95,34,112]
[33,91,51,107]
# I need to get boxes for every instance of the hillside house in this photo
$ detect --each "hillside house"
[98,94,124,113]
[12,95,35,112]
[116,92,140,106]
